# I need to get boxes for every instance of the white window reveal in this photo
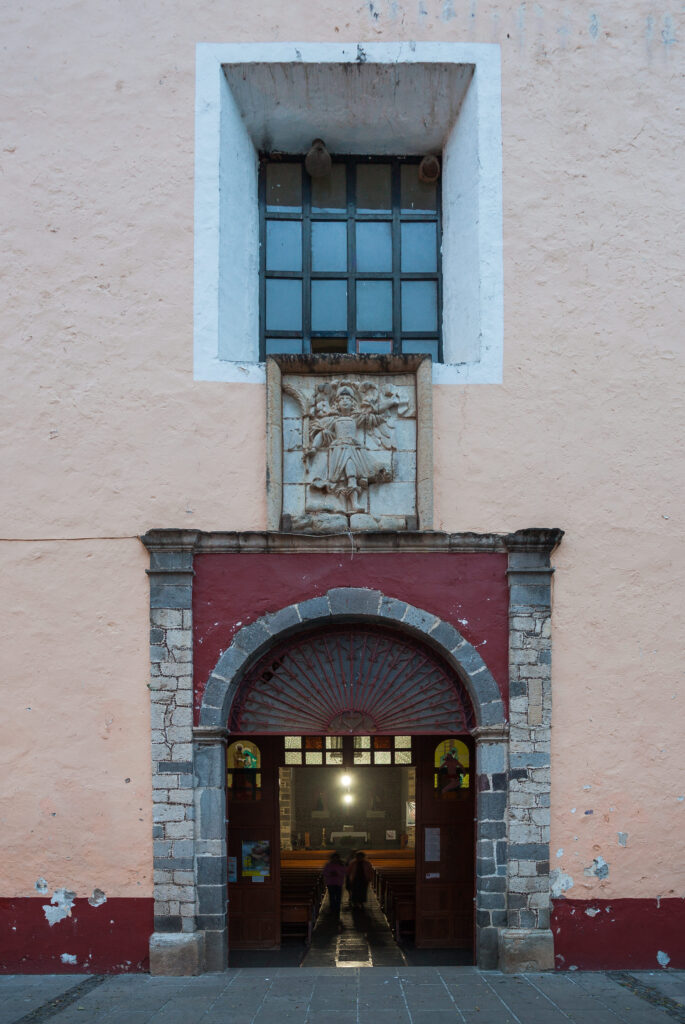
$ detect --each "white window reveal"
[194,42,503,385]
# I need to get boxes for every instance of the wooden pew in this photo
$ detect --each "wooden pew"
[280,865,324,945]
[373,864,416,942]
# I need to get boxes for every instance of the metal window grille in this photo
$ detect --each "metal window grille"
[259,155,442,360]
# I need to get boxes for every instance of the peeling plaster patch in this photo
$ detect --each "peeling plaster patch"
[43,888,76,926]
[571,807,576,814]
[60,953,78,965]
[657,951,671,967]
[550,868,574,897]
[583,785,592,791]
[556,848,564,859]
[88,888,107,907]
[585,907,600,917]
[584,856,610,880]
[617,832,628,847]
[677,796,684,802]
[35,878,48,894]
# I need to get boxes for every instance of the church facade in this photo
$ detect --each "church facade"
[1,0,683,975]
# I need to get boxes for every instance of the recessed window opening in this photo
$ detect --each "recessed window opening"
[260,155,442,360]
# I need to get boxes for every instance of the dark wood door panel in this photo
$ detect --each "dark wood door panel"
[415,735,475,951]
[227,737,281,950]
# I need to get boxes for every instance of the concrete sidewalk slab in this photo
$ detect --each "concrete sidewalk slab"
[1,968,683,1024]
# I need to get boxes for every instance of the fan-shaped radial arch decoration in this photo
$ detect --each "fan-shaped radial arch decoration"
[229,624,475,735]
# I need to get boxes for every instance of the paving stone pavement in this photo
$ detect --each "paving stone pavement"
[2,968,684,1024]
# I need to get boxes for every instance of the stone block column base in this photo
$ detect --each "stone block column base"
[149,932,205,976]
[498,928,554,973]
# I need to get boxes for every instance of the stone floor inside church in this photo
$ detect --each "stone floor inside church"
[227,889,471,970]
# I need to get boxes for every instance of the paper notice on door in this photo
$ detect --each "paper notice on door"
[425,826,441,862]
[228,856,237,883]
[426,872,440,879]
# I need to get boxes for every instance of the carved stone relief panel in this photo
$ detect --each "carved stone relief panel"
[266,355,433,533]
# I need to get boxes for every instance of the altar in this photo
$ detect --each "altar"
[329,831,369,847]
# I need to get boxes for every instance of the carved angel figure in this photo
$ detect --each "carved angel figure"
[305,380,394,513]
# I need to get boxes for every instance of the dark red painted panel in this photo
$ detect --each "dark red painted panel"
[0,898,153,973]
[552,898,685,970]
[192,552,509,722]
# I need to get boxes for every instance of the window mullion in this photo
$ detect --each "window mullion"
[347,159,356,354]
[392,159,401,355]
[302,166,312,354]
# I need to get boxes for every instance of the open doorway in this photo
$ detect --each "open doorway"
[225,734,474,965]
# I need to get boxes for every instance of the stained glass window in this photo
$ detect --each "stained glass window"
[433,739,470,793]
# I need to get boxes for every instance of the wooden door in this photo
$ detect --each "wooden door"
[415,735,475,950]
[226,736,281,949]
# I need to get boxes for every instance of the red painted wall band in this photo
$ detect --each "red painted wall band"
[552,898,685,970]
[0,898,153,974]
[4,896,682,972]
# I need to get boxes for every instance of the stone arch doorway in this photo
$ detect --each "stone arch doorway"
[229,622,477,734]
[143,529,561,975]
[198,588,505,731]
[222,618,482,955]
[194,588,509,970]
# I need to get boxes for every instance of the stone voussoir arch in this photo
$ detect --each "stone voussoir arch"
[199,586,505,731]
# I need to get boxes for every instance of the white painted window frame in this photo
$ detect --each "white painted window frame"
[194,42,503,385]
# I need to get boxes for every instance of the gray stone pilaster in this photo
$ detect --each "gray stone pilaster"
[193,727,229,972]
[473,724,509,970]
[500,537,557,972]
[146,544,202,971]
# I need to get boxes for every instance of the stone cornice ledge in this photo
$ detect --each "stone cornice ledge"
[193,725,229,745]
[140,528,563,555]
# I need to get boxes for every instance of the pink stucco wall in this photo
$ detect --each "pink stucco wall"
[1,0,683,918]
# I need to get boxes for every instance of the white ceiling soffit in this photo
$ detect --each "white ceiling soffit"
[222,62,473,155]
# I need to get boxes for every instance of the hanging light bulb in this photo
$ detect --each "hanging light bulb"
[343,792,353,805]
[340,774,351,787]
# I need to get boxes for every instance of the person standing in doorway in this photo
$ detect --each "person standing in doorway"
[347,850,374,909]
[322,851,346,930]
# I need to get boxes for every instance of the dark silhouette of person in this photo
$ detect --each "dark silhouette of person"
[322,851,346,929]
[347,850,373,909]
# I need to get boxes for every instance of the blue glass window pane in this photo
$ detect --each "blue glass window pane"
[356,164,391,213]
[266,163,301,212]
[401,222,437,273]
[312,164,346,212]
[311,280,347,331]
[356,222,392,272]
[266,279,302,331]
[401,339,438,360]
[357,339,393,354]
[312,222,347,272]
[266,220,302,271]
[265,338,303,354]
[357,281,393,332]
[401,281,438,332]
